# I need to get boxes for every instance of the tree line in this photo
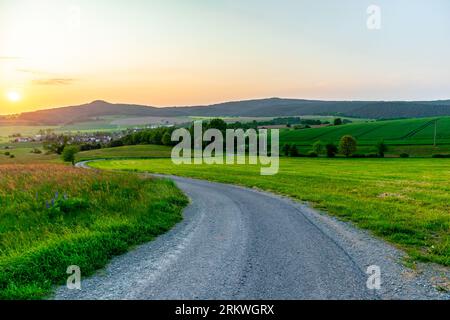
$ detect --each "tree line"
[282,136,389,158]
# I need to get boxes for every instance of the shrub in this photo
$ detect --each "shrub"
[312,141,323,155]
[334,118,343,126]
[351,154,366,158]
[289,145,300,157]
[326,143,338,158]
[400,153,410,158]
[30,148,42,154]
[366,153,379,158]
[4,152,10,156]
[339,135,357,157]
[109,140,124,148]
[9,154,15,159]
[79,144,102,152]
[432,154,450,158]
[375,140,388,158]
[281,143,291,156]
[307,151,318,158]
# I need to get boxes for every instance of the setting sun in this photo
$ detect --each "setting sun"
[6,91,22,103]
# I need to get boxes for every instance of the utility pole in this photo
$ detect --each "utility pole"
[434,119,438,147]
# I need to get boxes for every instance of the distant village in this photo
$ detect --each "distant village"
[9,124,174,145]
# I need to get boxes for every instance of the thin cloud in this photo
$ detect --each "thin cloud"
[0,56,21,60]
[17,68,47,75]
[32,78,77,86]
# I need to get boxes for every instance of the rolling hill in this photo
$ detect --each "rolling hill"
[280,117,450,146]
[3,98,450,125]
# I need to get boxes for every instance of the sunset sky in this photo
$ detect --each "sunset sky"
[1,0,449,114]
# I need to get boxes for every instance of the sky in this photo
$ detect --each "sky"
[0,0,449,114]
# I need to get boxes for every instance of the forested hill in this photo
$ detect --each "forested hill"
[5,98,450,125]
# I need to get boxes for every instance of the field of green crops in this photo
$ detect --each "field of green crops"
[0,164,188,299]
[90,157,450,267]
[280,117,450,149]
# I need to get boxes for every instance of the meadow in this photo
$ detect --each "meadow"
[0,143,173,165]
[90,157,450,267]
[0,164,188,299]
[76,144,172,162]
[0,142,59,164]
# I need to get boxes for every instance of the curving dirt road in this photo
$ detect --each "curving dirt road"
[54,164,448,300]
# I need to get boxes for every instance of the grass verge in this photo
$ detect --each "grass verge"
[0,164,188,299]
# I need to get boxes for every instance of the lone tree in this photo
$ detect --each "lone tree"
[312,141,323,155]
[62,146,79,165]
[339,135,357,157]
[326,143,338,158]
[375,140,388,158]
[334,118,343,126]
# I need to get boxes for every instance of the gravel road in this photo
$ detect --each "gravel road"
[54,164,449,300]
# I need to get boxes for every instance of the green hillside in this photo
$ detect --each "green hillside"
[280,117,450,147]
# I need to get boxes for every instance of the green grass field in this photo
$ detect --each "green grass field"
[0,142,59,164]
[90,157,450,267]
[0,164,188,299]
[280,117,450,156]
[76,145,172,161]
[0,144,172,165]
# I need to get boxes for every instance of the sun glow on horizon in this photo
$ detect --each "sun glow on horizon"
[6,90,22,103]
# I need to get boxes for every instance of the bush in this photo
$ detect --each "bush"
[326,143,338,158]
[432,154,450,158]
[351,154,366,158]
[334,118,343,126]
[109,140,124,148]
[4,152,10,156]
[307,151,318,158]
[366,153,379,158]
[312,141,323,155]
[375,140,388,158]
[79,144,102,152]
[281,144,291,156]
[400,153,410,158]
[30,148,42,154]
[339,135,357,157]
[289,145,300,157]
[9,154,15,159]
